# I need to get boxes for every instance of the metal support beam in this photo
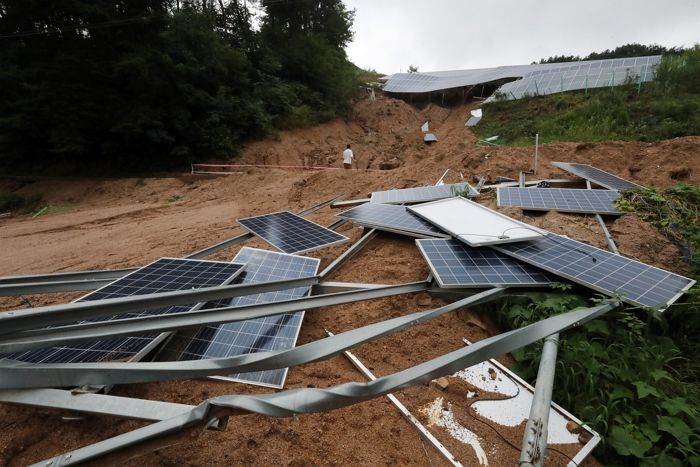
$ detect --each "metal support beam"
[0,276,320,336]
[327,330,464,467]
[0,278,115,296]
[586,180,619,255]
[0,282,430,353]
[0,388,211,424]
[331,198,370,208]
[519,333,560,467]
[319,228,377,279]
[31,302,615,467]
[313,281,390,294]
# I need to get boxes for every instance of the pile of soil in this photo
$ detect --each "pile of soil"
[0,94,698,466]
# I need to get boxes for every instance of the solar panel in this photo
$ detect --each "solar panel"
[157,247,320,388]
[552,162,644,191]
[497,187,622,215]
[408,197,546,246]
[3,259,245,364]
[424,133,438,143]
[370,183,478,204]
[465,116,481,127]
[336,203,450,238]
[492,234,695,308]
[237,211,349,254]
[416,239,555,288]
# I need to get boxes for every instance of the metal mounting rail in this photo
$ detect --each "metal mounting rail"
[31,302,617,466]
[0,281,430,354]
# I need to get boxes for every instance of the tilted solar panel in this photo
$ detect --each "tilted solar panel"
[492,234,695,308]
[238,211,348,254]
[336,203,450,238]
[2,258,245,364]
[156,247,320,388]
[497,187,622,215]
[370,183,478,204]
[551,162,644,191]
[416,239,555,288]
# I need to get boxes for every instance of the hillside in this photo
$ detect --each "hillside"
[1,94,699,466]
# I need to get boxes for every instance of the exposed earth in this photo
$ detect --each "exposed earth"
[1,95,699,466]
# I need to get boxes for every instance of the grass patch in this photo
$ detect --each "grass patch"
[166,194,183,203]
[475,48,700,145]
[0,191,43,214]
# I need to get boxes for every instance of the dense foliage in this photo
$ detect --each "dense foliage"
[0,0,360,174]
[477,46,700,145]
[538,43,683,64]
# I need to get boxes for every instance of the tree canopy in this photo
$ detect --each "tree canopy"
[0,0,359,174]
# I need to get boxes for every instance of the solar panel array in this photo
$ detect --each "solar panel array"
[238,211,348,254]
[552,162,645,191]
[157,248,320,388]
[490,56,660,101]
[497,187,622,215]
[336,203,450,238]
[3,259,244,364]
[382,56,661,102]
[493,234,695,308]
[416,239,555,288]
[370,183,478,204]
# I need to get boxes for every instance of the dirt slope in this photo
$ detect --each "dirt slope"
[0,94,698,466]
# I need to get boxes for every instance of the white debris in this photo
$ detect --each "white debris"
[422,398,489,466]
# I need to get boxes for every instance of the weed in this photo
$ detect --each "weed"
[166,194,183,203]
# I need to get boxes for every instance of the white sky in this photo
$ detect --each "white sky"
[342,0,700,74]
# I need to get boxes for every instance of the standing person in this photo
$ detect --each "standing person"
[342,144,355,169]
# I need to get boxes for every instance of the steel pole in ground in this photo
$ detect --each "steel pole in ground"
[519,333,560,467]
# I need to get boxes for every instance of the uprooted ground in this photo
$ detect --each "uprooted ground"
[1,95,698,466]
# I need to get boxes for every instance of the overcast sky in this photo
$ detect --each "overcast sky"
[342,0,700,74]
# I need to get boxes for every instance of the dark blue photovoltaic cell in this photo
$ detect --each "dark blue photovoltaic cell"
[497,187,622,215]
[370,183,478,204]
[157,247,320,388]
[2,259,244,364]
[551,162,644,191]
[238,211,348,254]
[493,234,695,308]
[337,203,449,238]
[416,239,555,287]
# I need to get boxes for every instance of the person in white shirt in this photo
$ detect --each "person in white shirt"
[342,144,355,169]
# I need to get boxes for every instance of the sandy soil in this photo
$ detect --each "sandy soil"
[1,94,698,466]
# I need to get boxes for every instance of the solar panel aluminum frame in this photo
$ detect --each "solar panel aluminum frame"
[415,240,554,289]
[369,183,479,205]
[492,235,696,309]
[496,187,623,215]
[13,258,246,366]
[408,197,547,246]
[237,210,349,255]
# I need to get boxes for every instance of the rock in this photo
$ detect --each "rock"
[488,368,497,380]
[578,431,593,444]
[566,421,579,433]
[434,377,449,390]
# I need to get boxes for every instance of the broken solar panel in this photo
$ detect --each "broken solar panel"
[370,182,478,204]
[157,247,320,388]
[416,239,555,288]
[2,258,245,364]
[336,203,450,238]
[552,162,644,191]
[497,187,622,215]
[492,234,695,308]
[237,211,348,255]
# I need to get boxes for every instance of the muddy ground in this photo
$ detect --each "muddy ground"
[1,95,698,466]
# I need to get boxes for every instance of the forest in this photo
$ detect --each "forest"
[0,0,359,174]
